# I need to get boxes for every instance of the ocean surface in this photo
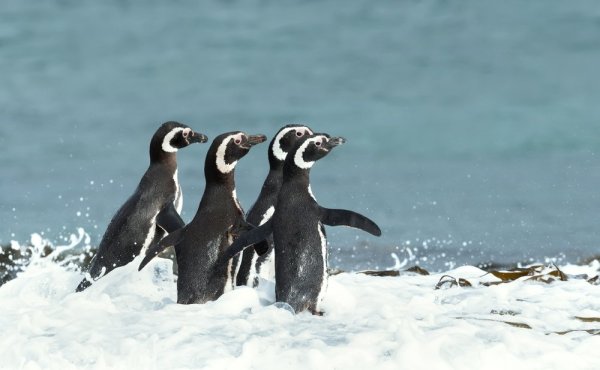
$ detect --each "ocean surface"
[1,0,599,271]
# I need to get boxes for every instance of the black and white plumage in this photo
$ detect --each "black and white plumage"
[236,124,314,288]
[138,131,267,304]
[220,134,381,315]
[76,122,208,292]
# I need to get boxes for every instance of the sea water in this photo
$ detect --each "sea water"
[1,0,599,271]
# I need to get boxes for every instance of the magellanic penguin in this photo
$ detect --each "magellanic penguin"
[220,134,382,315]
[138,131,267,304]
[236,124,314,288]
[76,122,208,292]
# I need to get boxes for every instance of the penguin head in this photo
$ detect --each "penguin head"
[151,121,208,162]
[269,124,314,166]
[210,131,267,174]
[291,134,346,170]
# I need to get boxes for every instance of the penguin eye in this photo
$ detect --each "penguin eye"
[235,138,242,145]
[182,130,189,138]
[315,141,322,147]
[296,130,303,137]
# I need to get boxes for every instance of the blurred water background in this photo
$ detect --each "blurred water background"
[1,0,599,271]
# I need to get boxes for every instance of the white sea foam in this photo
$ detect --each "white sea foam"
[1,234,599,369]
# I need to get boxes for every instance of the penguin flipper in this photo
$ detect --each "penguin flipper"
[218,220,273,265]
[320,207,382,236]
[232,218,255,237]
[138,228,185,271]
[156,203,185,233]
[254,240,270,256]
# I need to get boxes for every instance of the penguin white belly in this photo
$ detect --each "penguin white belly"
[249,252,260,287]
[256,250,275,284]
[232,189,243,213]
[249,206,276,286]
[315,222,328,311]
[224,232,235,293]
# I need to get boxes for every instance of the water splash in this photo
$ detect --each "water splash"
[0,228,93,286]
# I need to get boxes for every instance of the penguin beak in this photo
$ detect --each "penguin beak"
[245,134,267,148]
[188,131,209,144]
[323,136,346,150]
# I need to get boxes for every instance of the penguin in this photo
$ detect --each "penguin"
[219,134,381,315]
[236,124,314,288]
[138,131,267,304]
[75,122,208,292]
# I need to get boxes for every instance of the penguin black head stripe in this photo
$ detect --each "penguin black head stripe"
[268,124,314,167]
[150,121,208,162]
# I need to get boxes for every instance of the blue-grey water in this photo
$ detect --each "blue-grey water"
[1,0,599,271]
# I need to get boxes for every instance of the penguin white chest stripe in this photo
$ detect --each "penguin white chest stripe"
[260,206,275,226]
[140,213,159,255]
[232,189,242,213]
[173,169,183,214]
[162,128,186,153]
[216,134,243,173]
[308,185,317,202]
[316,222,328,311]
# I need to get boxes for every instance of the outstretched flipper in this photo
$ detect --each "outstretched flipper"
[156,203,185,233]
[139,227,185,271]
[217,220,274,267]
[320,207,382,236]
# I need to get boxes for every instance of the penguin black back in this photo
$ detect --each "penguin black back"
[76,122,207,292]
[219,134,381,314]
[139,131,267,304]
[275,134,347,314]
[236,124,314,287]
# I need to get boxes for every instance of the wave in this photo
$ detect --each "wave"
[1,233,599,369]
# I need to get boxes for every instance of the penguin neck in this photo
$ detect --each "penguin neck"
[266,157,286,186]
[199,161,241,218]
[150,150,177,169]
[283,166,311,188]
[269,156,285,171]
[257,166,284,201]
[283,154,313,182]
[149,132,180,164]
[268,148,285,170]
[204,158,237,189]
